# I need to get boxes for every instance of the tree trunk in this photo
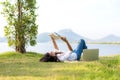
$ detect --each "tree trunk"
[16,0,26,53]
[16,44,26,53]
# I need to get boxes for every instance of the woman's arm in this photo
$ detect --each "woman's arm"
[50,36,59,50]
[49,33,73,51]
[61,37,73,51]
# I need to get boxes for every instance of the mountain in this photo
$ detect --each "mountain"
[0,29,89,43]
[37,32,51,43]
[57,29,90,42]
[36,30,120,43]
[37,29,90,43]
[95,35,120,42]
[0,37,7,42]
[0,29,120,43]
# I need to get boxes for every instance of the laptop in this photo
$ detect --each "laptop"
[82,49,99,61]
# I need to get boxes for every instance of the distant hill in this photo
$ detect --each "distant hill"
[95,35,120,42]
[57,29,90,42]
[0,37,7,42]
[36,30,120,43]
[0,29,120,43]
[37,29,90,43]
[37,32,51,43]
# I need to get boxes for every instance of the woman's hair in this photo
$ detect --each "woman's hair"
[40,53,60,62]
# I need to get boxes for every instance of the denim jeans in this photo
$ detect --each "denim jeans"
[72,39,87,61]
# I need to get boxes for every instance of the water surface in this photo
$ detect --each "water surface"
[0,42,120,56]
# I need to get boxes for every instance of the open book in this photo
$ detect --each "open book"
[49,32,62,40]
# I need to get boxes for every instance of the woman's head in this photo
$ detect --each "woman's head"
[40,52,60,62]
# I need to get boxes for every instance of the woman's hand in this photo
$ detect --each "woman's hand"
[61,36,67,42]
[61,36,73,51]
[49,33,60,39]
[49,33,54,38]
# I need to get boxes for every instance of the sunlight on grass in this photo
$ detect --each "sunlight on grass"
[0,52,120,80]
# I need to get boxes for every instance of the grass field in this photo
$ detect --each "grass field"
[0,52,120,80]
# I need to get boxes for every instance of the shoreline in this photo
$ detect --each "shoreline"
[0,51,120,57]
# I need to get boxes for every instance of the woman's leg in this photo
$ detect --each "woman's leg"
[72,39,87,60]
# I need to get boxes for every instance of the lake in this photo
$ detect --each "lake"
[0,42,120,56]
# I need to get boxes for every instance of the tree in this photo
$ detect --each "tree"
[1,0,38,53]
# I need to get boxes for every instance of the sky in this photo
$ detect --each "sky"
[0,0,120,39]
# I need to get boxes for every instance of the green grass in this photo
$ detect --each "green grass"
[0,52,120,80]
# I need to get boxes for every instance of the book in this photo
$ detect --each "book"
[49,32,61,39]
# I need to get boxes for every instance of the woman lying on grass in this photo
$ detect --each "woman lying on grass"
[40,33,87,62]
